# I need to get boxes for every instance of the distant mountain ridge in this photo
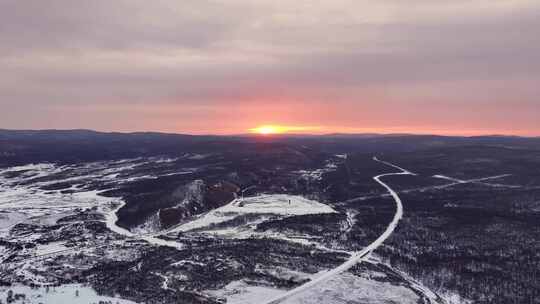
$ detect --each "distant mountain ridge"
[1,128,540,167]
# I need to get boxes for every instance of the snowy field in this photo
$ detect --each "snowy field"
[281,272,421,304]
[0,284,138,304]
[294,155,343,181]
[0,174,123,241]
[169,194,336,233]
[0,156,448,304]
[0,162,133,235]
[0,158,192,239]
[208,270,421,304]
[0,159,187,283]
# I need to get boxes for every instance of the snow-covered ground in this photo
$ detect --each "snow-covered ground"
[294,157,342,181]
[432,174,521,189]
[0,182,122,240]
[0,211,27,230]
[0,159,189,287]
[168,194,336,233]
[284,271,422,304]
[261,157,415,304]
[0,284,138,304]
[0,161,136,235]
[209,280,285,304]
[282,271,421,304]
[0,156,450,304]
[209,271,422,304]
[34,241,69,256]
[221,195,335,216]
[104,197,185,250]
[0,159,189,250]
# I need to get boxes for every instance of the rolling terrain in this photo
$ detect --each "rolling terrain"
[1,130,540,304]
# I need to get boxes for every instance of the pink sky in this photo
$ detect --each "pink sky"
[1,1,539,136]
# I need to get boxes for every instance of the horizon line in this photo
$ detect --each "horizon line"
[1,128,539,139]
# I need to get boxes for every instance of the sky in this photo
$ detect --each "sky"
[1,0,539,136]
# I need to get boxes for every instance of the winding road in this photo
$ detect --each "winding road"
[105,201,184,250]
[263,156,415,304]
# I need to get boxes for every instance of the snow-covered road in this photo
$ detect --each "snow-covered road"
[263,157,415,304]
[432,174,521,188]
[104,201,184,250]
[345,172,520,204]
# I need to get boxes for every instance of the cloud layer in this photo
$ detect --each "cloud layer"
[1,0,539,135]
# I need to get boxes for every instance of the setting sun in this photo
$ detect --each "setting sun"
[249,125,323,135]
[250,125,286,135]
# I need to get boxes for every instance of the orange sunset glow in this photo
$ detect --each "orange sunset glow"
[1,2,540,304]
[1,1,539,137]
[249,125,322,135]
[250,125,284,135]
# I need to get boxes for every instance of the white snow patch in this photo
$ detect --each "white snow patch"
[208,280,285,304]
[282,272,421,304]
[0,176,122,232]
[171,260,206,267]
[103,201,135,238]
[210,272,421,304]
[187,153,212,160]
[103,201,184,249]
[171,194,335,233]
[0,211,27,230]
[132,212,162,234]
[35,241,69,256]
[0,284,139,304]
[440,291,474,304]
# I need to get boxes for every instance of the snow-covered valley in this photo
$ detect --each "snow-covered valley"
[0,155,447,304]
[2,134,537,304]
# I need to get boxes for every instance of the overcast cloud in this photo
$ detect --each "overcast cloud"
[1,0,539,135]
